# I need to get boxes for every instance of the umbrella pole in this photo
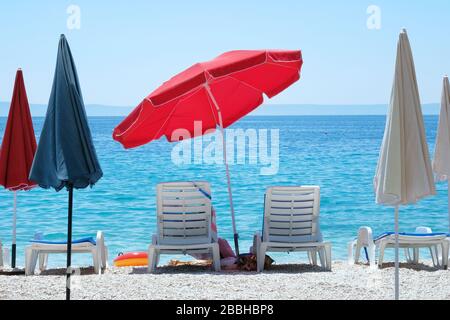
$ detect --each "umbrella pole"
[12,191,17,269]
[394,205,400,300]
[205,83,240,256]
[66,184,74,301]
[219,124,240,256]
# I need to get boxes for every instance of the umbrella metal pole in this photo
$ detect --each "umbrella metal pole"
[219,124,240,257]
[205,83,240,256]
[394,205,400,300]
[12,191,17,269]
[66,184,74,301]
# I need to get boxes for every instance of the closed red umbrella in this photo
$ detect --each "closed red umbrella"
[0,69,37,268]
[113,50,303,255]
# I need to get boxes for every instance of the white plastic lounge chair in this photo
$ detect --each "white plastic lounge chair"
[348,227,377,268]
[253,186,332,272]
[148,182,221,273]
[403,227,440,264]
[349,227,449,269]
[377,231,449,269]
[25,231,108,275]
[406,227,450,266]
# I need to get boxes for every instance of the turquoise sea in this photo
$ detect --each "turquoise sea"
[0,115,448,267]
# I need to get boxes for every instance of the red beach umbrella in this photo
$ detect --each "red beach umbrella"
[0,69,37,268]
[113,50,303,255]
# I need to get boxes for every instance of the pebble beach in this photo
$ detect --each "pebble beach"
[1,261,449,300]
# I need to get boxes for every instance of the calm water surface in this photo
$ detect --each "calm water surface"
[0,115,447,267]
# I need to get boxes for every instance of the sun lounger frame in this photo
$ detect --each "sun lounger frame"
[348,226,449,269]
[254,186,332,272]
[24,231,108,275]
[148,182,220,273]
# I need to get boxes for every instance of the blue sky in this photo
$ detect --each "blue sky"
[0,1,449,109]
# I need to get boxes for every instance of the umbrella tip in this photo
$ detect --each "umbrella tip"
[60,34,66,39]
[401,28,407,34]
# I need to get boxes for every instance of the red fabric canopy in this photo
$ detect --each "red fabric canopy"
[113,50,302,148]
[0,69,37,191]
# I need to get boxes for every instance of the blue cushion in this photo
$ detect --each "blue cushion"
[31,237,96,245]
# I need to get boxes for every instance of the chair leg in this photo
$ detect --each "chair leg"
[212,243,221,272]
[155,252,160,267]
[27,250,39,276]
[404,248,412,263]
[430,246,440,267]
[413,248,420,264]
[252,234,260,255]
[347,241,355,265]
[405,248,419,264]
[148,246,157,273]
[310,250,318,266]
[92,249,100,274]
[368,244,376,269]
[0,242,3,268]
[325,244,332,271]
[39,253,48,272]
[441,242,449,270]
[253,234,262,271]
[354,243,361,264]
[258,244,267,272]
[436,245,444,267]
[25,247,32,275]
[378,242,386,268]
[318,248,326,268]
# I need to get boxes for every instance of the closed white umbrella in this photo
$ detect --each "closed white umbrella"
[374,29,436,300]
[433,76,450,232]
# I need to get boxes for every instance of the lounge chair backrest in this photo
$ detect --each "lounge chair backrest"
[264,186,322,243]
[157,182,212,245]
[415,227,432,234]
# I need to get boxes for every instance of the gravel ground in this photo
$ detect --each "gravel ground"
[1,261,449,300]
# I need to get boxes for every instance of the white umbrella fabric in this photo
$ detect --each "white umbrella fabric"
[374,29,436,300]
[433,76,450,232]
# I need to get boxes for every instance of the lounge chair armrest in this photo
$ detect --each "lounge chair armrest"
[96,231,107,267]
[252,233,262,255]
[96,231,105,248]
[357,227,374,246]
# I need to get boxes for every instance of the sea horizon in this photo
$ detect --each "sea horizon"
[0,102,443,117]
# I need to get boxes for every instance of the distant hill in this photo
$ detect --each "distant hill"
[250,103,440,116]
[0,102,440,117]
[0,102,133,117]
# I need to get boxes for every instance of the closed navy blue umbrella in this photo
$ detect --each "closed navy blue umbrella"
[30,35,103,300]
